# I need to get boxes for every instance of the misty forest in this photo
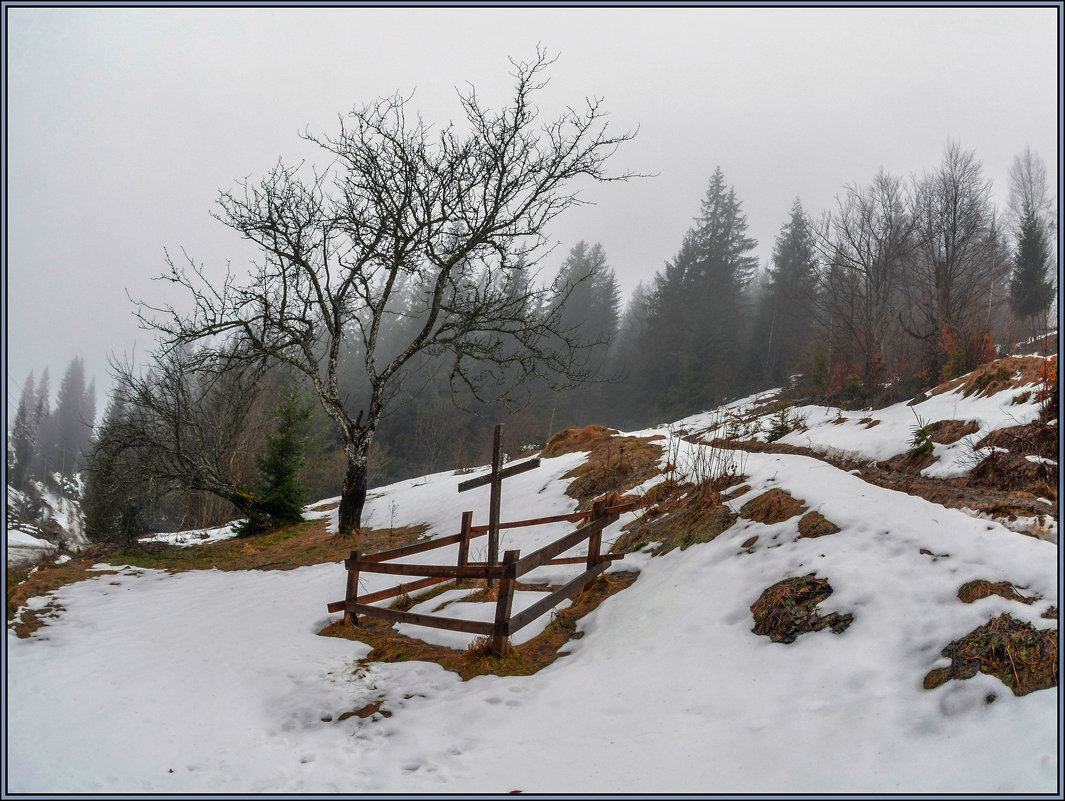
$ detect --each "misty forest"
[9,101,1055,543]
[7,43,1061,795]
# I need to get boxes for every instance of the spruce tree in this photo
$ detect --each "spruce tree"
[641,167,759,420]
[253,386,311,529]
[1009,209,1054,330]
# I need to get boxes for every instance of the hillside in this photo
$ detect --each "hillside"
[5,356,1058,794]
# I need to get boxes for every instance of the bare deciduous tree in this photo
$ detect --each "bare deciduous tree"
[902,142,999,377]
[136,50,636,533]
[812,170,918,389]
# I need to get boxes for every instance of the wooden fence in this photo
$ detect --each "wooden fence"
[327,499,636,656]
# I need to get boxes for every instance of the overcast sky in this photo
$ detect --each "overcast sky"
[6,5,1060,420]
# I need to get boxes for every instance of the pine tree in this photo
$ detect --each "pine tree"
[252,386,312,530]
[755,199,819,386]
[52,357,96,477]
[640,167,759,420]
[9,372,39,490]
[1009,209,1053,327]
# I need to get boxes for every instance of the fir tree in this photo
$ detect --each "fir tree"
[252,387,312,530]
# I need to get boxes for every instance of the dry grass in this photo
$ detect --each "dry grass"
[931,356,1047,399]
[548,426,665,509]
[318,572,639,680]
[926,419,980,445]
[739,488,806,524]
[750,574,854,644]
[7,547,119,638]
[923,613,1058,697]
[957,579,1037,605]
[797,511,841,539]
[612,480,736,556]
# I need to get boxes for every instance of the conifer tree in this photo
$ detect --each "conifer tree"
[252,386,312,530]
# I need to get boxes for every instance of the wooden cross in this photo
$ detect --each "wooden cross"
[457,424,540,585]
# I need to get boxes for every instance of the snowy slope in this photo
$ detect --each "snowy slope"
[5,373,1059,794]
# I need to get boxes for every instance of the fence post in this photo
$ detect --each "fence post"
[344,549,361,626]
[491,550,519,657]
[583,501,607,593]
[457,511,473,579]
[586,500,606,570]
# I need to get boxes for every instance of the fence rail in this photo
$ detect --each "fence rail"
[328,500,636,655]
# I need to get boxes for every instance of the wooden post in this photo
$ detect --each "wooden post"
[487,424,504,586]
[457,511,473,579]
[491,550,519,657]
[586,501,606,570]
[584,501,606,593]
[344,549,361,625]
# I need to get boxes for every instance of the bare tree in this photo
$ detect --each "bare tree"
[812,170,918,390]
[902,142,998,377]
[136,51,636,533]
[102,345,273,532]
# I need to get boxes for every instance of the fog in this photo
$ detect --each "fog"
[5,6,1058,418]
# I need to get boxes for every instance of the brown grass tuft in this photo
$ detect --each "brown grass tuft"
[558,431,666,509]
[750,574,854,644]
[957,579,1037,605]
[739,488,806,524]
[797,511,841,539]
[612,480,736,556]
[931,356,1047,399]
[541,425,620,458]
[926,419,980,445]
[923,613,1057,696]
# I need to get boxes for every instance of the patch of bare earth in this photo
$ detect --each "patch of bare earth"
[930,356,1048,399]
[739,488,805,524]
[750,574,854,644]
[957,579,1038,605]
[927,419,980,444]
[542,425,665,509]
[612,480,737,555]
[797,511,841,538]
[923,614,1058,697]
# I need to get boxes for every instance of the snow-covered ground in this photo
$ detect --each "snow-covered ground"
[5,374,1059,793]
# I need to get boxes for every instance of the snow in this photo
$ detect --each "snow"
[138,521,242,547]
[5,373,1059,793]
[6,528,57,566]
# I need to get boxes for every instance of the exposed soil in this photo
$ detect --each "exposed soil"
[930,356,1048,399]
[611,481,736,556]
[923,613,1058,697]
[957,579,1038,605]
[545,425,665,509]
[739,488,805,524]
[927,419,979,445]
[797,511,841,539]
[750,574,854,644]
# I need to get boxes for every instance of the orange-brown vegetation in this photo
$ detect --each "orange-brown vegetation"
[750,574,853,644]
[546,426,665,509]
[957,579,1037,605]
[739,488,805,524]
[611,481,736,556]
[923,614,1057,697]
[931,356,1048,399]
[797,511,841,539]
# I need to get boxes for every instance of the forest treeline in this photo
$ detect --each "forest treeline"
[9,142,1056,542]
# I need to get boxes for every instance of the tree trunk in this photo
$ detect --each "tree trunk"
[339,449,369,535]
